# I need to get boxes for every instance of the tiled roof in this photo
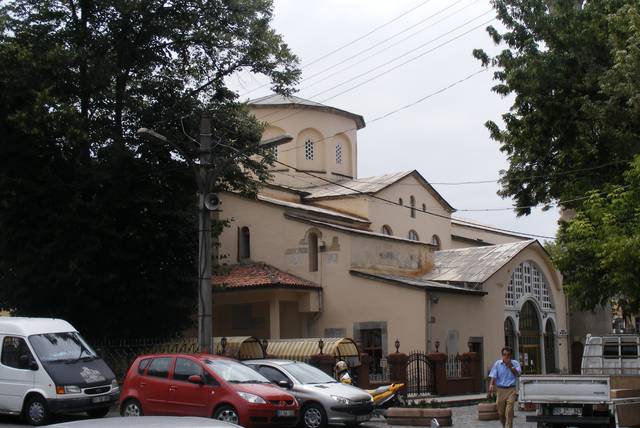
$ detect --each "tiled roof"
[212,263,319,290]
[424,240,536,284]
[248,94,366,130]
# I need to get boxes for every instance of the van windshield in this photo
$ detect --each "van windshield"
[29,332,96,363]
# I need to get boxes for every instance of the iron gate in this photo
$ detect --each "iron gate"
[406,350,435,396]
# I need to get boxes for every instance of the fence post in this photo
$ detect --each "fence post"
[357,353,371,389]
[427,351,447,395]
[387,351,408,394]
[309,353,335,377]
[461,351,481,392]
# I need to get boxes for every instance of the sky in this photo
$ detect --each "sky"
[227,0,560,241]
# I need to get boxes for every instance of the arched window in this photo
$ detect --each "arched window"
[335,143,343,164]
[544,319,557,373]
[398,198,403,206]
[430,234,441,250]
[304,139,314,160]
[422,203,426,212]
[239,227,250,260]
[381,225,393,236]
[410,196,416,218]
[308,232,319,272]
[504,317,516,351]
[507,261,554,310]
[408,230,419,241]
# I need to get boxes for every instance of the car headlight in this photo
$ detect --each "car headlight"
[330,395,352,405]
[238,391,266,404]
[111,379,119,390]
[56,385,81,394]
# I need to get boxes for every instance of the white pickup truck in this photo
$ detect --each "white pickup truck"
[519,334,640,428]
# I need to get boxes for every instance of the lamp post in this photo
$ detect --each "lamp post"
[137,119,291,353]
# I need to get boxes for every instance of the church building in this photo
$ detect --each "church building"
[212,94,570,376]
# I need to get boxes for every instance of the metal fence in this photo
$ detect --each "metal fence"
[369,357,390,382]
[446,353,462,378]
[93,337,199,381]
[406,350,435,396]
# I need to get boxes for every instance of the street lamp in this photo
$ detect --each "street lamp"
[137,121,292,353]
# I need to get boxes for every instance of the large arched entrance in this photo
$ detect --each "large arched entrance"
[519,300,541,374]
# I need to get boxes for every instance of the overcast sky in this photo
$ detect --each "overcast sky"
[227,0,560,241]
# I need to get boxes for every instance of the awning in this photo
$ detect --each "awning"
[266,337,361,366]
[213,336,265,360]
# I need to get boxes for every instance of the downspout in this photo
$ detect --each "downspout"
[426,291,432,352]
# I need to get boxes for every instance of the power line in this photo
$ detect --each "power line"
[276,68,487,155]
[303,10,494,99]
[257,11,495,123]
[240,0,437,96]
[216,140,557,239]
[242,0,474,98]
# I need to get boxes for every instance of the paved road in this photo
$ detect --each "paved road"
[0,406,536,427]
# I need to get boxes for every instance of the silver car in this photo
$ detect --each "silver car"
[245,360,373,428]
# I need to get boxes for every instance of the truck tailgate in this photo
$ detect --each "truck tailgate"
[520,375,611,404]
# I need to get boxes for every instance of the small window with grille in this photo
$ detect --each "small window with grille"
[304,139,314,160]
[335,143,343,164]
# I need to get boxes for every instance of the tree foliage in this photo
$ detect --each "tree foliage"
[0,0,299,338]
[549,155,640,318]
[474,0,640,214]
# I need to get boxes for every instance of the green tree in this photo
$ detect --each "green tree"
[474,0,640,215]
[549,155,640,319]
[0,0,299,338]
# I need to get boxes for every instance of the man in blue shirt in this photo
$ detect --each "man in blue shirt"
[488,346,521,428]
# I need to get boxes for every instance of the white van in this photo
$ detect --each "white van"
[0,317,119,425]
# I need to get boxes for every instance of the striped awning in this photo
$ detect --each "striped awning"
[266,337,360,363]
[213,336,265,360]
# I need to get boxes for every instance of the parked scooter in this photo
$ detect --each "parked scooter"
[335,360,405,417]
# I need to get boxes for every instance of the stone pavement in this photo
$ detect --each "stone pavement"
[365,405,536,428]
[0,405,537,427]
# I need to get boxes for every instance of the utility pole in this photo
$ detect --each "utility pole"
[137,121,291,354]
[197,114,214,354]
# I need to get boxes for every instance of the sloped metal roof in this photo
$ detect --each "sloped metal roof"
[248,94,366,129]
[300,170,455,213]
[350,269,487,295]
[424,240,536,283]
[301,171,413,199]
[249,94,327,107]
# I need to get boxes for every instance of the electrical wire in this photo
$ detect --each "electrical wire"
[240,0,437,96]
[241,0,474,97]
[276,68,488,155]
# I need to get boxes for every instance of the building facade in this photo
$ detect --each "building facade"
[211,95,570,376]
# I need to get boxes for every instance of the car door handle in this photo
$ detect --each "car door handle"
[169,385,177,391]
[140,382,146,388]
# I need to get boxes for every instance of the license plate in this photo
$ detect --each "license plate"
[356,415,370,422]
[92,395,111,404]
[276,409,295,417]
[552,407,582,416]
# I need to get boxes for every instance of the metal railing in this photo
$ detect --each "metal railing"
[446,353,462,378]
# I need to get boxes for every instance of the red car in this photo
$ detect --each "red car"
[119,354,298,427]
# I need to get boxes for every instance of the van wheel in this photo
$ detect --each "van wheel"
[121,398,143,417]
[302,403,327,428]
[24,395,49,426]
[214,405,240,425]
[87,407,110,418]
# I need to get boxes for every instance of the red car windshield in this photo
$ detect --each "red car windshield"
[205,359,270,384]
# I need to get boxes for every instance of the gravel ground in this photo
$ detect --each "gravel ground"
[0,405,537,427]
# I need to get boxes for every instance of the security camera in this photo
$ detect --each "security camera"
[204,193,221,211]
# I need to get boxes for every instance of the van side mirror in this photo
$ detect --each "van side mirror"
[19,355,38,371]
[188,375,204,384]
[29,360,39,371]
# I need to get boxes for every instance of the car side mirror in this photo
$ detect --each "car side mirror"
[277,380,292,389]
[19,355,38,371]
[29,360,39,371]
[188,375,204,384]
